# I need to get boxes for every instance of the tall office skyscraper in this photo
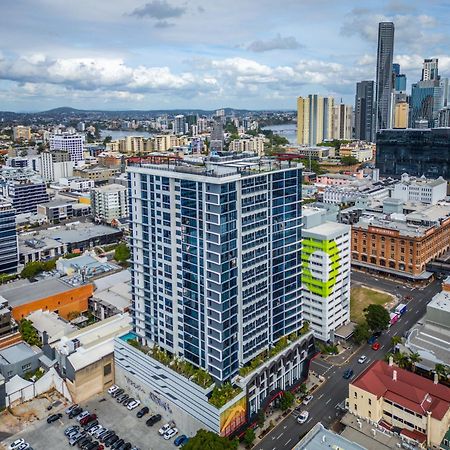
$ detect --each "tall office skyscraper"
[422,58,439,81]
[410,59,443,128]
[173,115,186,135]
[332,103,353,140]
[375,22,395,133]
[354,81,374,141]
[297,95,334,145]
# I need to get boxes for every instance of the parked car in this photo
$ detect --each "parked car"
[297,411,309,424]
[112,389,124,398]
[8,439,25,450]
[47,413,62,424]
[118,443,131,450]
[302,395,313,405]
[372,342,381,351]
[88,425,102,435]
[77,437,91,448]
[343,368,354,379]
[69,433,86,446]
[146,414,161,426]
[136,406,149,418]
[117,394,129,404]
[77,411,91,422]
[127,400,140,411]
[17,444,30,450]
[80,414,98,426]
[158,423,172,435]
[84,420,99,431]
[108,385,119,395]
[100,431,115,443]
[367,335,377,345]
[174,435,189,447]
[111,439,124,449]
[163,428,178,440]
[65,425,80,436]
[69,407,83,419]
[358,355,367,364]
[67,430,81,439]
[66,404,80,415]
[105,434,119,447]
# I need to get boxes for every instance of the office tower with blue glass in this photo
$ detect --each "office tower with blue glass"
[117,155,315,435]
[375,22,395,133]
[0,201,19,274]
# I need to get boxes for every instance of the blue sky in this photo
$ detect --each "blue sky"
[0,0,449,111]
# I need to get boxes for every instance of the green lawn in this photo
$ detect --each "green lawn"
[350,286,392,324]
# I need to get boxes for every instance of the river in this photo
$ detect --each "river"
[262,123,297,144]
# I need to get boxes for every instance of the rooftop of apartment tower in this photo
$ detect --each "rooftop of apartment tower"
[127,151,303,179]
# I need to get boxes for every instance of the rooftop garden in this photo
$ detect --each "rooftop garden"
[127,339,213,389]
[208,382,242,409]
[238,322,310,377]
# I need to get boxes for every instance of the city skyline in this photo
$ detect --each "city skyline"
[0,0,449,111]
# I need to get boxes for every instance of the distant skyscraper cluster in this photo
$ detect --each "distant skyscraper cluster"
[352,21,450,140]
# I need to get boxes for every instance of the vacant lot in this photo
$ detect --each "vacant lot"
[350,286,392,323]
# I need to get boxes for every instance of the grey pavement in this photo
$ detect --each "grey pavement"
[255,275,442,450]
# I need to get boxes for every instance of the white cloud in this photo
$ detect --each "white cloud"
[246,34,303,52]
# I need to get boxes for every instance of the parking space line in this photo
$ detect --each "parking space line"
[325,398,332,405]
[285,438,292,447]
[277,432,283,440]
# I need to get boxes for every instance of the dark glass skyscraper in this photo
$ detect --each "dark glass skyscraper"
[355,80,374,141]
[375,22,395,134]
[0,201,19,274]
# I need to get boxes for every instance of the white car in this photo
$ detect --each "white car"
[303,395,313,405]
[163,428,178,440]
[93,427,107,438]
[88,425,101,435]
[108,385,119,394]
[127,399,141,410]
[358,355,368,364]
[9,441,25,450]
[17,444,29,450]
[158,423,172,436]
[76,410,90,422]
[65,404,79,415]
[297,411,309,424]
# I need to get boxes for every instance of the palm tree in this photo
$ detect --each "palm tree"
[435,364,450,382]
[393,352,410,369]
[409,352,421,373]
[390,335,402,347]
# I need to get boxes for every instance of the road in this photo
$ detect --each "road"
[255,276,442,450]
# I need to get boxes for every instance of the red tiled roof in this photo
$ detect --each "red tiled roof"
[351,360,450,420]
[401,428,427,444]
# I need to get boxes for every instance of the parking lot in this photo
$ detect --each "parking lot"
[2,391,187,450]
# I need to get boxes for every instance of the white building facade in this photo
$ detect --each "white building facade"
[392,173,447,205]
[302,207,351,341]
[49,133,85,163]
[91,184,128,224]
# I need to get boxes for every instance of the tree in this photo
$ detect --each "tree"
[19,319,41,347]
[364,304,390,332]
[183,429,238,450]
[20,259,56,279]
[279,391,295,411]
[408,352,421,372]
[243,428,256,447]
[340,156,359,166]
[103,135,112,146]
[391,335,402,347]
[435,364,450,382]
[353,322,371,344]
[256,409,265,428]
[393,352,410,369]
[114,242,130,264]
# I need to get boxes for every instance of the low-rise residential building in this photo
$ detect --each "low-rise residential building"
[54,314,131,403]
[229,135,266,156]
[74,166,120,182]
[37,200,75,222]
[27,310,77,345]
[91,184,128,224]
[0,277,93,321]
[0,342,43,380]
[90,270,131,320]
[58,177,95,191]
[348,360,450,448]
[351,203,450,280]
[339,142,375,162]
[302,207,351,341]
[402,277,450,372]
[287,145,335,160]
[392,173,447,205]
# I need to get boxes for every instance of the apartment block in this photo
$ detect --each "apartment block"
[302,207,351,341]
[49,133,85,163]
[0,201,19,274]
[91,183,128,224]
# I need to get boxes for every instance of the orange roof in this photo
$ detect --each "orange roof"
[351,360,450,420]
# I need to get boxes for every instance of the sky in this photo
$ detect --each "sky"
[0,0,449,111]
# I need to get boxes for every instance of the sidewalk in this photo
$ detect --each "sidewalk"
[321,343,361,367]
[248,373,325,449]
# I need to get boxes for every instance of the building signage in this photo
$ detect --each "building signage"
[124,374,173,414]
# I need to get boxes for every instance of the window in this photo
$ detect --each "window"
[22,363,31,371]
[104,363,112,376]
[368,398,372,405]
